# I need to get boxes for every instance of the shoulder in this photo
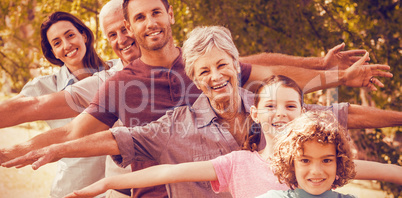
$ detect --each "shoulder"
[324,190,357,198]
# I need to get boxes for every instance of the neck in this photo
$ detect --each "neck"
[139,39,178,69]
[213,94,242,120]
[259,133,276,161]
[66,64,91,80]
[213,94,249,146]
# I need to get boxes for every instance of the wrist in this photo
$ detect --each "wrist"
[318,57,327,70]
[338,70,346,85]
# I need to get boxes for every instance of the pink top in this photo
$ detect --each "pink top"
[211,150,288,198]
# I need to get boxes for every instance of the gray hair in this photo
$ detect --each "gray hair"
[99,0,123,36]
[182,26,240,80]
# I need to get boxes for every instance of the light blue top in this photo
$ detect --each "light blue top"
[256,188,357,198]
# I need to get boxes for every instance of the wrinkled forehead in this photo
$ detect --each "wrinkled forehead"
[103,13,125,35]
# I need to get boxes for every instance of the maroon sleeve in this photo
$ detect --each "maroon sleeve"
[239,62,252,86]
[85,75,120,127]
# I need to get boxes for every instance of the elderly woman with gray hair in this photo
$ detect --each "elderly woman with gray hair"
[3,26,401,198]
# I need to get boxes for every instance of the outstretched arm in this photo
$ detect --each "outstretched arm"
[0,113,109,165]
[347,104,402,129]
[1,129,117,169]
[244,52,392,93]
[0,73,105,129]
[354,160,402,185]
[0,91,83,129]
[239,43,366,70]
[64,161,217,198]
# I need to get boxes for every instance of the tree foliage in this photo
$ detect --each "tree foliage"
[0,0,401,196]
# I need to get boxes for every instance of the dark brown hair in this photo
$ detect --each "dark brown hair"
[242,75,303,151]
[40,11,107,73]
[123,0,170,22]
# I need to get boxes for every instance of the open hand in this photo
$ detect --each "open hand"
[1,144,60,170]
[342,52,392,91]
[323,43,368,70]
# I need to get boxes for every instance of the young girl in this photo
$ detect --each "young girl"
[256,110,357,198]
[64,75,401,198]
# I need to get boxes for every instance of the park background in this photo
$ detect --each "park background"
[0,0,401,197]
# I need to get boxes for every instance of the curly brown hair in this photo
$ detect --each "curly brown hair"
[270,110,356,189]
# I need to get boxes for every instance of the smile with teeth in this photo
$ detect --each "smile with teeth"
[122,42,134,51]
[272,122,286,127]
[309,178,325,183]
[65,49,77,57]
[211,81,228,90]
[147,31,162,36]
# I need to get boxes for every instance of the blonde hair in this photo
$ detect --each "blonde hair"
[182,26,240,81]
[271,110,356,189]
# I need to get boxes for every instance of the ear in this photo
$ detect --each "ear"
[194,80,201,90]
[250,105,259,123]
[124,20,133,34]
[167,5,175,25]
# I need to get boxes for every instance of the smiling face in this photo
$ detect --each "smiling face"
[103,12,140,65]
[193,46,238,105]
[47,20,87,70]
[124,0,174,52]
[294,140,337,195]
[251,83,302,135]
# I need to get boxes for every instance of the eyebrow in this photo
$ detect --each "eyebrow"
[198,58,226,71]
[216,59,225,65]
[300,154,336,158]
[133,7,163,19]
[51,29,74,43]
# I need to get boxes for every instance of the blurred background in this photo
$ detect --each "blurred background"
[0,0,401,197]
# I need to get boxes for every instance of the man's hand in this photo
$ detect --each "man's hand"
[323,43,367,70]
[1,144,60,170]
[342,52,392,91]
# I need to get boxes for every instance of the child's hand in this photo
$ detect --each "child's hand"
[63,179,108,198]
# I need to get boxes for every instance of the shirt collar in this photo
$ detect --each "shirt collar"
[192,87,254,128]
[58,65,78,91]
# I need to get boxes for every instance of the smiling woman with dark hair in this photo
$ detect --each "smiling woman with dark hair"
[0,11,108,198]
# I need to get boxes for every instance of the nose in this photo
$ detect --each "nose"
[145,16,157,29]
[310,162,323,175]
[63,40,72,50]
[211,68,223,82]
[117,31,127,45]
[275,106,287,118]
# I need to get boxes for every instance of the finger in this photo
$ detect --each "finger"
[341,49,367,56]
[371,70,393,78]
[1,151,40,168]
[368,84,378,91]
[70,189,92,198]
[372,78,385,88]
[63,192,78,198]
[32,155,51,170]
[1,156,28,168]
[353,52,369,66]
[330,43,345,54]
[369,64,391,71]
[350,56,366,63]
